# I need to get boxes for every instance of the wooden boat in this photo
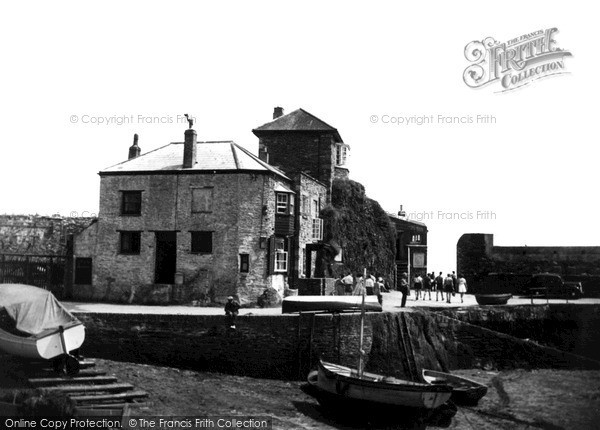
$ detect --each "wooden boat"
[282,295,382,314]
[305,269,453,415]
[475,293,512,305]
[0,284,85,361]
[308,360,453,409]
[422,369,488,406]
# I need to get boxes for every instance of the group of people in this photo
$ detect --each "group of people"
[334,272,388,305]
[398,271,467,306]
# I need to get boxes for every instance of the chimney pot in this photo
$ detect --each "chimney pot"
[183,129,197,168]
[128,133,141,159]
[273,107,284,119]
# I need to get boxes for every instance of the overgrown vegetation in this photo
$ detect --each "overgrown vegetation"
[322,179,396,282]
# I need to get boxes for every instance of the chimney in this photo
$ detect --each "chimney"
[398,205,406,218]
[128,133,141,159]
[183,128,197,168]
[273,106,284,119]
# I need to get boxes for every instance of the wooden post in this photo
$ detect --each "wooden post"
[47,257,53,291]
[64,234,74,299]
[25,255,31,285]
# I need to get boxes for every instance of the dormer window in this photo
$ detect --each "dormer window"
[336,144,348,166]
[276,192,294,215]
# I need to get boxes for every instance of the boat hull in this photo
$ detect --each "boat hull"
[422,369,488,406]
[310,360,452,410]
[475,294,512,305]
[282,295,382,314]
[0,323,85,360]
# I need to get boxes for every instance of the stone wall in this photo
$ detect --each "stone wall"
[432,304,600,361]
[258,132,336,199]
[457,233,600,290]
[0,215,95,255]
[291,173,327,282]
[74,306,600,381]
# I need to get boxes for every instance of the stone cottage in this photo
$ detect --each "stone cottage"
[73,126,326,305]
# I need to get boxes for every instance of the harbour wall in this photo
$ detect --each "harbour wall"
[431,304,600,361]
[74,305,600,381]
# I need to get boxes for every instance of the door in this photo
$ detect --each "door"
[155,231,177,284]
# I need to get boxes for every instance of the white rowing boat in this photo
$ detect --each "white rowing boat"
[0,284,85,360]
[282,295,382,314]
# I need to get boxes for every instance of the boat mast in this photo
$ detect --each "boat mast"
[357,267,366,377]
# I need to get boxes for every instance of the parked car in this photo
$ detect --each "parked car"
[524,273,584,299]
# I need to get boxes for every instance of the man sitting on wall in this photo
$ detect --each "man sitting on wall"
[224,296,241,329]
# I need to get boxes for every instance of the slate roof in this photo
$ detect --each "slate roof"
[100,141,289,179]
[252,108,343,143]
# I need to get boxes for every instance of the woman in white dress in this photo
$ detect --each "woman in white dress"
[457,275,468,303]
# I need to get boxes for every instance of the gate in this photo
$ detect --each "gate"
[0,254,66,293]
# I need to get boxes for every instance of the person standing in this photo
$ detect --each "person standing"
[457,275,468,303]
[334,276,345,296]
[373,277,383,305]
[413,274,423,300]
[452,271,458,293]
[422,273,433,300]
[353,274,366,296]
[399,273,409,307]
[444,274,454,304]
[435,271,444,301]
[365,273,375,296]
[224,296,241,329]
[377,276,388,293]
[341,272,354,296]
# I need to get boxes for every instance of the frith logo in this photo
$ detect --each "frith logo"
[463,28,572,92]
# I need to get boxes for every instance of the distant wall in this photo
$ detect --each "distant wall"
[457,233,600,291]
[75,307,600,381]
[0,215,95,255]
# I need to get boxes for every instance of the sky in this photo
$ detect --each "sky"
[0,1,598,272]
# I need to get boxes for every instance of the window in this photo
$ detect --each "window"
[312,218,323,241]
[120,231,141,254]
[336,144,348,166]
[192,187,213,213]
[276,193,288,214]
[191,231,213,253]
[274,239,288,272]
[240,254,249,273]
[121,191,142,215]
[74,258,92,284]
[270,237,288,273]
[411,234,421,243]
[312,198,320,218]
[276,193,294,215]
[301,195,309,216]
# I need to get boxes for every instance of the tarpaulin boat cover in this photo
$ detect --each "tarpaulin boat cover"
[0,284,79,336]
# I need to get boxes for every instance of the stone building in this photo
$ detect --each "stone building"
[388,210,428,284]
[73,128,325,305]
[253,107,350,201]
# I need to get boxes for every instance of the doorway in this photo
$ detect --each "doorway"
[155,231,177,284]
